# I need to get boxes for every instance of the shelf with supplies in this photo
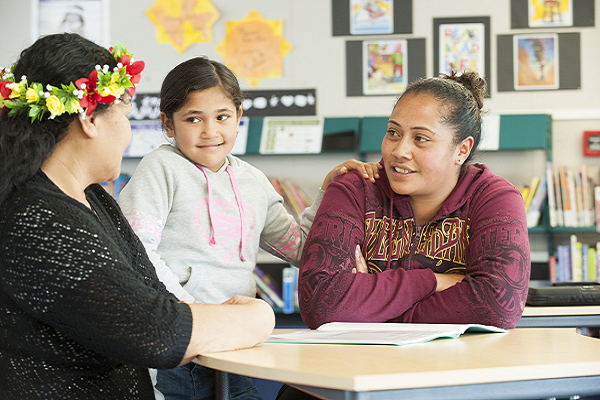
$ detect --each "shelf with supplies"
[240,113,552,156]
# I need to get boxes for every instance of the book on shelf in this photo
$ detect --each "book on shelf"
[546,162,558,227]
[571,234,583,282]
[548,255,557,282]
[523,176,540,212]
[100,174,130,202]
[266,322,506,346]
[593,245,599,282]
[256,286,276,307]
[556,245,571,282]
[554,166,564,227]
[254,266,285,308]
[526,176,547,228]
[553,234,600,283]
[544,163,597,228]
[269,177,312,222]
[517,185,530,202]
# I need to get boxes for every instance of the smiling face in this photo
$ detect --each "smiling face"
[162,86,241,172]
[382,92,472,208]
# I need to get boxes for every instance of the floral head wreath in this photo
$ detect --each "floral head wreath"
[0,42,145,122]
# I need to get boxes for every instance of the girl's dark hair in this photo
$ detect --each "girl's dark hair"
[159,57,244,120]
[395,70,487,165]
[0,33,116,204]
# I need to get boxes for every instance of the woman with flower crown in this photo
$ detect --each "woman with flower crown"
[0,33,275,400]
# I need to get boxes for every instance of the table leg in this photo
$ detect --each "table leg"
[215,370,230,400]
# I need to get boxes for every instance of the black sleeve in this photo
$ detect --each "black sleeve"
[1,195,192,368]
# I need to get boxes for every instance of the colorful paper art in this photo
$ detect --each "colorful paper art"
[514,33,559,90]
[350,0,394,35]
[439,22,486,76]
[215,9,292,88]
[363,40,407,95]
[528,0,573,27]
[146,0,220,53]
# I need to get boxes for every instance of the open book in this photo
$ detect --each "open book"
[266,322,506,346]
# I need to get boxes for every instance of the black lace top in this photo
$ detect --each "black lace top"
[0,171,193,399]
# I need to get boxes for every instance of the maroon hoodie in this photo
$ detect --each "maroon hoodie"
[299,163,530,329]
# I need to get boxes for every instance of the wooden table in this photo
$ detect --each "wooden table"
[195,328,600,400]
[518,305,600,328]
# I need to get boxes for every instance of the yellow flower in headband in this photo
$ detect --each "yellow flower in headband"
[101,73,125,97]
[46,95,66,117]
[65,97,82,114]
[25,87,39,102]
[9,81,24,99]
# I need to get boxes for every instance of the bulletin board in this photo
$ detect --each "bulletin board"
[332,0,413,35]
[496,32,581,92]
[345,38,426,97]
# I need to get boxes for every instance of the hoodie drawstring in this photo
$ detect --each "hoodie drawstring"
[226,165,247,262]
[196,163,246,262]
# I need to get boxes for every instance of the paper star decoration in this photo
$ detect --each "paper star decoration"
[146,0,220,53]
[215,9,292,88]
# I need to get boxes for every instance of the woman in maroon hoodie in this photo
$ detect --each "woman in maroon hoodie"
[298,70,530,333]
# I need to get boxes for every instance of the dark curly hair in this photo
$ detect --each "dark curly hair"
[0,33,116,204]
[394,70,487,165]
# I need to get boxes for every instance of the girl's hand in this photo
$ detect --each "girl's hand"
[322,159,382,190]
[352,245,369,274]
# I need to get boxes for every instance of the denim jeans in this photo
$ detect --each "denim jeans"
[155,363,262,400]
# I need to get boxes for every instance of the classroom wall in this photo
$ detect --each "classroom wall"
[1,1,599,117]
[1,0,599,260]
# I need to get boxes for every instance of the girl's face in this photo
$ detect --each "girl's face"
[382,92,472,206]
[162,86,241,172]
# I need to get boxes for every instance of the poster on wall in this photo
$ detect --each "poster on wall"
[215,9,292,88]
[510,0,594,29]
[513,33,559,90]
[242,89,316,117]
[30,0,110,46]
[528,0,573,28]
[145,0,220,53]
[259,116,324,154]
[438,22,486,76]
[350,0,394,35]
[363,40,407,95]
[124,93,168,158]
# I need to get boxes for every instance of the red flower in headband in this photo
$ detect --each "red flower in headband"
[0,80,13,99]
[75,69,116,115]
[119,53,145,97]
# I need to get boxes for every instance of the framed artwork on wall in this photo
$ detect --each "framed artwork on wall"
[350,0,394,35]
[30,0,110,46]
[345,38,425,97]
[332,0,413,35]
[497,32,580,92]
[511,0,595,28]
[433,17,491,97]
[362,39,408,95]
[513,33,559,90]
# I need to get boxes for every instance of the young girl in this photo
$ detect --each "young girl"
[118,57,380,400]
